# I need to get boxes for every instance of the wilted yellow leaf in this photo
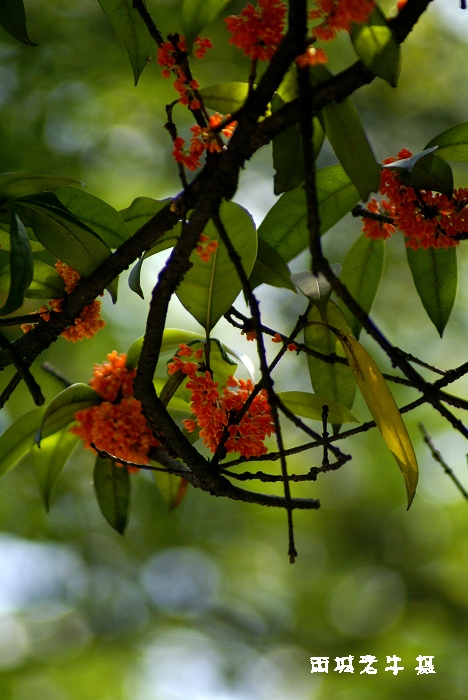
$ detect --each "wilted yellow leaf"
[332,328,418,508]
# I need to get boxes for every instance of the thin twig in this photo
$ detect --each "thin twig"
[419,424,468,501]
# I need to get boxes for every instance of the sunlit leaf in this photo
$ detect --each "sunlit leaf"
[305,301,356,411]
[340,234,385,338]
[176,202,257,333]
[0,212,33,315]
[125,329,205,370]
[332,328,418,508]
[311,65,380,199]
[0,172,84,202]
[97,0,152,85]
[32,429,80,512]
[350,5,401,86]
[181,0,230,47]
[93,456,131,534]
[152,469,189,511]
[198,83,250,114]
[0,260,66,300]
[120,197,171,235]
[277,391,358,424]
[0,408,44,479]
[406,245,457,337]
[425,122,468,162]
[0,0,37,45]
[258,165,360,262]
[37,383,102,444]
[56,187,129,248]
[292,264,342,302]
[249,238,296,291]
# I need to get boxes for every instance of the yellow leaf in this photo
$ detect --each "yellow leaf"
[332,329,418,508]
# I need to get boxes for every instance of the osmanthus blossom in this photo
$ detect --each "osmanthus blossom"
[72,351,159,470]
[169,344,275,458]
[310,0,376,40]
[21,260,105,342]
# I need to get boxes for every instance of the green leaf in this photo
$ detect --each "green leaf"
[332,329,418,508]
[305,301,356,411]
[249,238,296,291]
[382,147,437,174]
[277,391,358,424]
[292,264,342,303]
[0,172,84,203]
[350,5,401,87]
[128,233,179,298]
[12,194,117,300]
[340,234,385,338]
[32,430,79,512]
[311,65,380,200]
[176,202,257,333]
[271,95,325,195]
[425,122,468,162]
[125,329,205,370]
[0,259,66,300]
[404,154,454,197]
[198,83,250,114]
[181,0,230,47]
[37,383,102,444]
[406,246,457,337]
[152,469,188,511]
[258,165,360,262]
[56,187,129,248]
[97,0,152,85]
[93,456,131,534]
[0,0,37,45]
[120,197,170,235]
[0,212,33,315]
[0,408,45,479]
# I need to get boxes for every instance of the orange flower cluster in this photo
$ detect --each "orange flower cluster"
[310,0,375,40]
[157,35,211,109]
[196,234,219,262]
[71,351,159,470]
[362,149,468,249]
[172,113,237,171]
[169,344,275,458]
[224,0,287,61]
[21,261,105,342]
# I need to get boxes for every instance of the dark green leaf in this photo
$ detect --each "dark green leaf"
[97,0,152,85]
[425,122,468,162]
[181,0,230,47]
[382,147,438,174]
[249,238,296,291]
[258,165,360,262]
[12,194,117,300]
[198,83,250,114]
[277,391,358,424]
[311,65,380,199]
[340,234,385,338]
[0,0,37,45]
[0,212,33,315]
[56,187,129,248]
[350,5,401,86]
[32,430,79,512]
[272,95,324,194]
[0,408,45,479]
[406,246,457,336]
[37,383,102,444]
[177,202,257,333]
[404,154,454,197]
[305,301,356,410]
[93,456,131,534]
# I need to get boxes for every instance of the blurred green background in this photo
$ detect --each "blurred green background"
[1,1,468,698]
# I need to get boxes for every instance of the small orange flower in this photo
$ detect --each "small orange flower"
[225,0,287,61]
